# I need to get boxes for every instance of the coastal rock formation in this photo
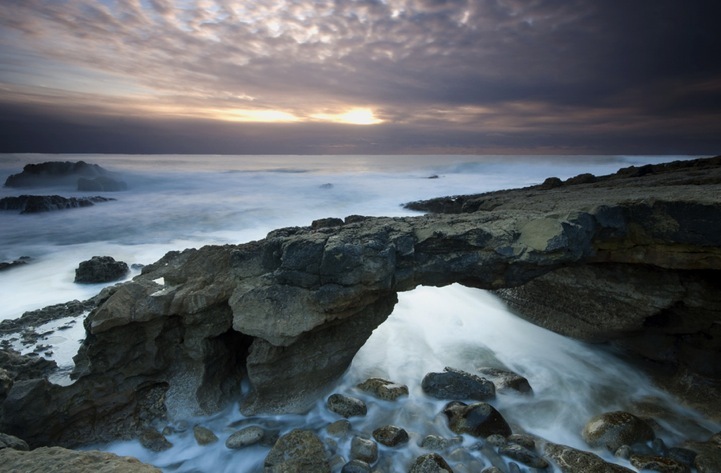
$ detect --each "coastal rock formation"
[1,157,720,448]
[0,195,114,213]
[4,161,127,191]
[74,256,130,283]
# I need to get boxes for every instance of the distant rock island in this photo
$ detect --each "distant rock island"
[0,195,114,214]
[3,161,127,192]
[1,156,720,472]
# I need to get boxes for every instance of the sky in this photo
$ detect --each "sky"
[1,0,720,155]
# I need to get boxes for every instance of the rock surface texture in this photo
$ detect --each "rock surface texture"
[1,156,720,448]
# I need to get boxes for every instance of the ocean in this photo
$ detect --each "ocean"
[0,153,717,471]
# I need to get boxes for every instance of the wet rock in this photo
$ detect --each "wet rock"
[507,434,536,450]
[350,436,378,463]
[74,256,129,283]
[544,442,636,473]
[0,299,96,333]
[476,367,532,394]
[684,434,721,473]
[326,393,367,418]
[342,459,372,473]
[0,432,29,451]
[139,428,173,452]
[372,425,409,447]
[420,434,462,451]
[667,447,697,466]
[0,195,114,214]
[481,468,503,473]
[0,350,56,386]
[443,401,511,438]
[226,426,265,449]
[0,256,31,272]
[264,429,330,472]
[357,377,409,400]
[0,446,161,472]
[409,453,454,473]
[326,420,351,437]
[498,443,549,468]
[485,434,507,447]
[192,425,218,445]
[582,411,655,452]
[421,367,495,401]
[629,454,691,473]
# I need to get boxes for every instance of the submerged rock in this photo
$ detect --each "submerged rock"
[0,195,114,214]
[226,426,265,449]
[409,453,454,473]
[74,256,129,283]
[582,411,655,452]
[264,429,330,472]
[139,428,172,452]
[498,443,549,469]
[192,425,218,445]
[421,367,495,401]
[4,161,107,188]
[372,425,409,447]
[357,377,408,400]
[326,393,367,418]
[341,459,371,473]
[0,256,31,272]
[442,401,511,438]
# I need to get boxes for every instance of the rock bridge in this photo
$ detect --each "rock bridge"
[2,157,720,447]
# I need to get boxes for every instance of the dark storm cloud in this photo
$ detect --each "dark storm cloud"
[0,0,720,153]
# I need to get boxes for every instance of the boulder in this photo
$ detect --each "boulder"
[372,425,409,447]
[74,256,129,283]
[225,426,265,449]
[421,367,495,401]
[357,377,408,400]
[350,436,378,463]
[0,446,161,472]
[192,425,218,445]
[341,459,371,473]
[409,453,454,473]
[629,455,691,473]
[326,393,367,418]
[476,367,532,394]
[264,429,330,473]
[139,428,172,452]
[498,443,549,468]
[442,401,511,438]
[0,432,29,451]
[582,411,655,452]
[544,442,636,473]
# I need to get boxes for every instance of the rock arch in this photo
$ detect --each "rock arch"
[3,157,720,447]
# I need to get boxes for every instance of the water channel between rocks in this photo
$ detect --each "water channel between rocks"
[97,284,720,472]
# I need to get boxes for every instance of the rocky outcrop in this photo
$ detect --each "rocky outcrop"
[74,256,130,283]
[0,195,114,213]
[1,156,720,448]
[0,446,161,472]
[4,161,127,191]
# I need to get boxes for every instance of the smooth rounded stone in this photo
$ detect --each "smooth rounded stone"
[443,401,512,438]
[630,455,691,473]
[226,426,265,449]
[0,446,161,472]
[193,425,218,445]
[139,428,172,452]
[476,367,533,394]
[507,434,536,450]
[357,377,409,401]
[582,411,655,452]
[408,453,454,473]
[544,442,636,473]
[372,425,409,447]
[341,459,372,473]
[327,393,368,418]
[326,419,351,437]
[350,436,378,463]
[498,443,549,469]
[420,435,463,451]
[485,434,507,447]
[264,429,330,473]
[422,367,495,401]
[0,432,29,451]
[74,256,129,283]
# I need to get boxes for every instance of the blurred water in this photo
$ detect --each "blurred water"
[1,153,715,471]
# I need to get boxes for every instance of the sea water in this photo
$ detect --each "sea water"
[0,154,716,471]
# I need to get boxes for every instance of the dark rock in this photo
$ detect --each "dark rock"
[566,173,598,185]
[74,256,129,283]
[420,435,462,451]
[544,442,636,473]
[0,432,29,451]
[0,256,30,272]
[0,446,161,472]
[0,195,114,213]
[4,161,107,188]
[684,434,721,473]
[264,429,330,473]
[477,367,532,394]
[0,299,96,333]
[582,411,655,452]
[629,455,691,473]
[326,393,367,418]
[667,447,697,466]
[192,425,218,445]
[350,436,378,463]
[77,175,127,192]
[341,459,372,473]
[409,453,454,473]
[0,349,57,383]
[442,401,511,438]
[372,425,409,447]
[421,367,495,401]
[226,426,265,449]
[139,428,172,452]
[507,433,536,450]
[536,176,564,189]
[311,217,344,229]
[325,420,351,437]
[498,443,549,468]
[357,377,409,400]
